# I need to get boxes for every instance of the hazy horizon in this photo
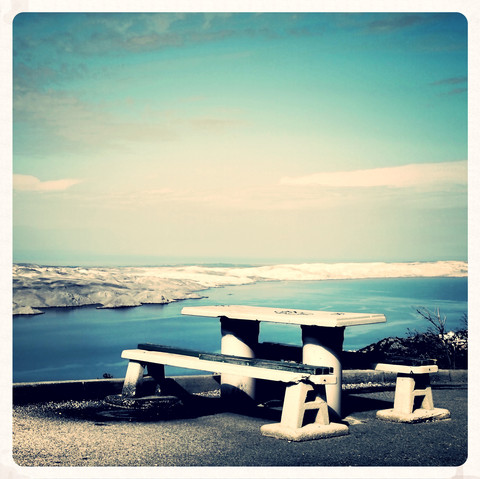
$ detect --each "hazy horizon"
[12,254,469,269]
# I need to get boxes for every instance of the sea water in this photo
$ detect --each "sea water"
[12,277,468,382]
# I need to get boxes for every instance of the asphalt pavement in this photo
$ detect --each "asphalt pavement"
[11,385,467,468]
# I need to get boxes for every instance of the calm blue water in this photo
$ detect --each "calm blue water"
[13,277,468,382]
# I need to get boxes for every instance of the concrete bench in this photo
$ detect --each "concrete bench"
[374,357,450,423]
[119,343,349,441]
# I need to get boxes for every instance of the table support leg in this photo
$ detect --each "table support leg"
[220,317,259,405]
[302,325,345,420]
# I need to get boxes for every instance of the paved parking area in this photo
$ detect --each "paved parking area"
[11,386,467,468]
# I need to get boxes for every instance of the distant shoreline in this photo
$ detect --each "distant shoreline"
[13,261,468,316]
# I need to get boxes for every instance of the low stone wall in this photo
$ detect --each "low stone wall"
[12,370,467,405]
[343,368,467,386]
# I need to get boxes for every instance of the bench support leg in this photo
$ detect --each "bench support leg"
[417,374,435,411]
[280,382,330,429]
[122,360,145,397]
[260,381,349,441]
[377,372,450,423]
[107,360,183,412]
[393,373,437,414]
[393,374,416,415]
[147,363,166,395]
[280,382,311,429]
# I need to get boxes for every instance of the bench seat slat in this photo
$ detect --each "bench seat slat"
[137,342,332,375]
[198,353,332,375]
[121,349,336,385]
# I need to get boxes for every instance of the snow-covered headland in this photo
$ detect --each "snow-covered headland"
[12,261,467,316]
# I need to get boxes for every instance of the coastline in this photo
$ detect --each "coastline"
[12,260,468,315]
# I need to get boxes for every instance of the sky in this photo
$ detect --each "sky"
[11,12,468,266]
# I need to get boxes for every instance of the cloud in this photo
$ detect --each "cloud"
[13,174,82,192]
[366,14,428,33]
[430,76,467,86]
[445,87,467,96]
[14,89,244,157]
[13,12,314,65]
[71,159,467,215]
[429,76,467,96]
[202,13,233,30]
[279,161,467,189]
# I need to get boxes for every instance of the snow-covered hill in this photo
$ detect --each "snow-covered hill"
[12,261,467,315]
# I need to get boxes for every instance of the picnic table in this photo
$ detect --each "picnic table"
[181,305,386,418]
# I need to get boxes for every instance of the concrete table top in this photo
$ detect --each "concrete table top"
[182,304,387,327]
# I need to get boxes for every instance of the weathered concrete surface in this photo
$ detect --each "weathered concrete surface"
[260,420,349,441]
[10,386,467,468]
[376,406,451,423]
